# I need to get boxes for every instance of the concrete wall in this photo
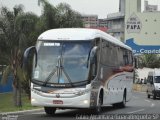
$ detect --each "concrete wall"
[133,84,147,92]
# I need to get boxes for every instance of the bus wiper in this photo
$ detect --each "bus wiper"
[58,53,74,87]
[43,56,60,86]
[62,67,74,87]
[43,67,57,86]
[32,79,45,86]
[57,43,74,87]
[43,55,74,87]
[43,43,75,87]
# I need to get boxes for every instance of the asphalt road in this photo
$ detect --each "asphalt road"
[1,91,160,120]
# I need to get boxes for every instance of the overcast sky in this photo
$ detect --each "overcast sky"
[0,0,160,18]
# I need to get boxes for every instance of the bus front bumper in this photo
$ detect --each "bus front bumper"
[31,91,91,108]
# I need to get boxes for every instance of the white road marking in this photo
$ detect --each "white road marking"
[127,109,145,114]
[144,99,155,107]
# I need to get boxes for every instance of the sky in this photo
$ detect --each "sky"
[0,0,160,19]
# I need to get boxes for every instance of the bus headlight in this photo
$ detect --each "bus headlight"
[83,100,89,104]
[31,98,36,102]
[74,89,90,96]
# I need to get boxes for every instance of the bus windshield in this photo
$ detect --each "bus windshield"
[32,41,92,86]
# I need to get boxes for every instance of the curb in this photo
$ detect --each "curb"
[0,108,43,115]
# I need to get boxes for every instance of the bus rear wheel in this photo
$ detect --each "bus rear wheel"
[113,91,126,108]
[44,107,56,115]
[119,93,126,108]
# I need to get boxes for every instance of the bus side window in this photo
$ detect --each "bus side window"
[89,38,100,79]
[101,40,110,65]
[113,45,118,66]
[129,52,133,65]
[118,48,124,66]
[123,50,129,65]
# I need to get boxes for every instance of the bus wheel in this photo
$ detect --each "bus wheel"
[116,91,126,108]
[92,93,103,114]
[44,107,56,115]
[121,94,126,107]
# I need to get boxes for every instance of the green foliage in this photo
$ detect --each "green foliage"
[0,0,84,107]
[0,93,41,112]
[138,54,160,68]
[1,65,11,85]
[56,3,83,28]
[0,5,39,107]
[38,0,83,32]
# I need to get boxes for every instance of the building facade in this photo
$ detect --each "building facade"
[81,15,98,28]
[144,0,158,12]
[125,0,160,54]
[106,0,125,41]
[98,18,108,27]
[107,0,160,54]
[107,12,125,41]
[81,15,108,32]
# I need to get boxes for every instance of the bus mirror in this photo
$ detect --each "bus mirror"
[23,46,37,69]
[90,46,98,65]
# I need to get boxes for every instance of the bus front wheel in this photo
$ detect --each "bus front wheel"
[44,107,56,115]
[92,92,103,114]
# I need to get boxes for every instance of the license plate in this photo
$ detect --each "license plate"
[53,100,63,104]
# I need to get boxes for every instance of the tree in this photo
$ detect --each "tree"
[0,5,38,107]
[38,0,58,31]
[138,54,160,68]
[38,0,83,31]
[56,3,83,28]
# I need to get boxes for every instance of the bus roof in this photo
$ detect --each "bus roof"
[38,28,132,50]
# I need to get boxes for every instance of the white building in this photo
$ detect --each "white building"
[107,0,160,54]
[125,0,160,54]
[144,0,158,12]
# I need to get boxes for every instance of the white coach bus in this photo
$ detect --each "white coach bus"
[23,28,134,115]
